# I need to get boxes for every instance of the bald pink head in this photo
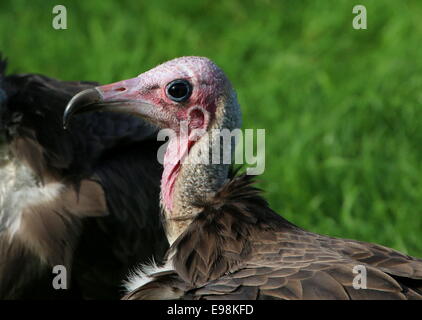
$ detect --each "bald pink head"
[95,56,232,133]
[63,56,240,219]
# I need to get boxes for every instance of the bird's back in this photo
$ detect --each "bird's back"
[125,173,422,300]
[0,59,168,299]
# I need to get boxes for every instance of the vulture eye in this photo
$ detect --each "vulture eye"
[166,79,192,102]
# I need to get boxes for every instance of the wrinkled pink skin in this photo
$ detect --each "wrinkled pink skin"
[94,57,227,213]
[161,138,190,212]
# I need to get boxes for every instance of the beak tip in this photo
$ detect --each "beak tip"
[62,111,70,130]
[62,88,103,130]
[62,105,74,130]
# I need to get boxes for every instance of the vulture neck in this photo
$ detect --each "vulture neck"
[162,93,241,244]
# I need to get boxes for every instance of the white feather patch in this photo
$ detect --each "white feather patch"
[124,258,175,293]
[0,159,64,238]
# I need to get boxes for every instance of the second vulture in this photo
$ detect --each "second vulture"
[64,56,422,300]
[0,56,168,299]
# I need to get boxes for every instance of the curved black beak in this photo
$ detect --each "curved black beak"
[63,77,169,130]
[63,88,103,129]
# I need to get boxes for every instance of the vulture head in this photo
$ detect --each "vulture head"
[64,57,240,134]
[64,57,242,242]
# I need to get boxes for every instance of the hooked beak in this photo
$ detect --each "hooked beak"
[62,88,102,128]
[63,77,157,129]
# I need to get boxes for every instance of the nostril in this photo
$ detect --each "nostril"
[115,87,126,92]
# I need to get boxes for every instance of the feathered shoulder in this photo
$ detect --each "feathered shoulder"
[171,168,295,286]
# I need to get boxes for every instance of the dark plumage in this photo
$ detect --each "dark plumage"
[126,171,422,300]
[0,56,168,299]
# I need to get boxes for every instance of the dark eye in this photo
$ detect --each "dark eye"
[166,79,192,102]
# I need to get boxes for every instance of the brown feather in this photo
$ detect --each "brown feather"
[127,173,422,300]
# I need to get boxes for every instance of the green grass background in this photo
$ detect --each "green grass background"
[1,0,421,256]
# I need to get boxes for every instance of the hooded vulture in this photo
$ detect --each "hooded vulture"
[0,56,168,299]
[64,56,422,300]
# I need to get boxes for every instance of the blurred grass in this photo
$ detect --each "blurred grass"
[1,0,421,256]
